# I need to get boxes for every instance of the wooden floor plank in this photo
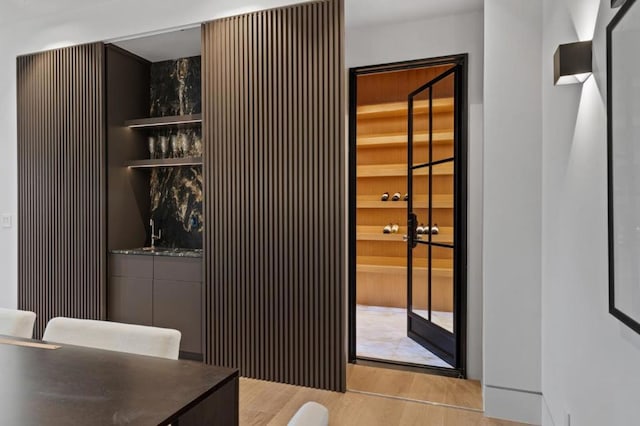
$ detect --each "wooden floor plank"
[347,364,483,410]
[239,377,527,425]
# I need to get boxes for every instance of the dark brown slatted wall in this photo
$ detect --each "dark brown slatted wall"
[17,43,106,338]
[202,0,345,391]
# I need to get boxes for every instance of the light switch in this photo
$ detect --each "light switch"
[1,214,12,229]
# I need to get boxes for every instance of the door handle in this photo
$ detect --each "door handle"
[408,212,419,248]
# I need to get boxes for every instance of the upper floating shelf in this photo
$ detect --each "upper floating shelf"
[357,162,454,178]
[356,98,454,120]
[125,114,202,129]
[357,130,454,149]
[356,225,453,244]
[357,194,454,209]
[126,157,203,169]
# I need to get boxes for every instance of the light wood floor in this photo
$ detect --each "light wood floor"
[240,377,526,426]
[347,364,482,410]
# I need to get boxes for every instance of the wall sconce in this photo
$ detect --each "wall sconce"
[554,40,593,85]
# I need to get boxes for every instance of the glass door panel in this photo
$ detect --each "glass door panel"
[411,70,455,166]
[431,72,456,164]
[411,243,429,321]
[407,64,459,367]
[412,87,431,167]
[430,246,454,333]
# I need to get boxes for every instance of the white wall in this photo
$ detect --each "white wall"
[0,33,18,309]
[541,0,640,425]
[0,0,312,309]
[483,1,542,423]
[346,10,485,381]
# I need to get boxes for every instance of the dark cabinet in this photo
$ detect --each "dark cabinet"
[109,277,153,326]
[108,254,202,358]
[110,254,153,278]
[153,280,202,354]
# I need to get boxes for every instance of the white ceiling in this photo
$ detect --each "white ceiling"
[4,0,483,26]
[345,0,483,28]
[113,28,202,62]
[3,0,483,61]
[2,0,116,24]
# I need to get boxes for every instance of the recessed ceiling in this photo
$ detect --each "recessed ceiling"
[113,28,201,63]
[345,0,483,28]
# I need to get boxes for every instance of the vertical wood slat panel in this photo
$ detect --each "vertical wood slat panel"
[17,43,106,338]
[202,0,345,391]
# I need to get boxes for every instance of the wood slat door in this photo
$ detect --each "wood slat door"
[17,43,107,337]
[202,0,345,391]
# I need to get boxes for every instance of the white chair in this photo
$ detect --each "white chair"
[288,402,329,426]
[0,307,37,339]
[42,317,181,360]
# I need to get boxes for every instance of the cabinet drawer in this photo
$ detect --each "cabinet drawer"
[153,279,202,355]
[108,276,153,326]
[110,254,153,278]
[153,257,202,282]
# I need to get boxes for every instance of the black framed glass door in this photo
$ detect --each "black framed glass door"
[347,54,468,377]
[407,65,461,367]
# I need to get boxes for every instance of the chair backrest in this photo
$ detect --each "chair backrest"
[0,308,37,339]
[288,402,329,426]
[42,317,181,360]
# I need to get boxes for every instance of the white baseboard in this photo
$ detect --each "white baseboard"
[484,384,542,425]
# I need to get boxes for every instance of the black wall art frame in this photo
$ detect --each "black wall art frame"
[607,0,640,335]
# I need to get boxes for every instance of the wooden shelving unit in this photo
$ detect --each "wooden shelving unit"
[357,130,454,149]
[357,162,453,178]
[125,157,203,169]
[356,225,453,244]
[356,98,454,119]
[356,95,455,311]
[357,194,454,209]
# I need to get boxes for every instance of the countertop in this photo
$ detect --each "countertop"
[110,247,203,258]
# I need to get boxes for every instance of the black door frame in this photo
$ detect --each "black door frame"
[347,54,468,378]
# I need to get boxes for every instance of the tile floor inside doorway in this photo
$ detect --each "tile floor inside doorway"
[356,305,453,368]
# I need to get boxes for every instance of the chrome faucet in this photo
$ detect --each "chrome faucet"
[150,219,162,249]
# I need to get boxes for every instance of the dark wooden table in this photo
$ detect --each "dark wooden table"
[0,336,238,425]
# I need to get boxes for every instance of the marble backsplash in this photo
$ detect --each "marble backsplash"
[149,56,203,249]
[150,56,201,117]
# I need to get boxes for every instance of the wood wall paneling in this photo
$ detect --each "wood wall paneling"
[105,45,151,251]
[17,43,107,337]
[202,0,345,391]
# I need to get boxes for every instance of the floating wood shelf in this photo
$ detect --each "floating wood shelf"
[357,162,454,178]
[357,256,452,270]
[356,256,454,311]
[356,225,453,244]
[357,263,453,279]
[357,130,454,149]
[356,98,454,120]
[126,157,203,169]
[125,114,202,129]
[357,194,453,209]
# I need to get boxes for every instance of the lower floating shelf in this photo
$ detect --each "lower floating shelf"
[357,194,454,209]
[356,225,453,244]
[126,157,203,169]
[357,263,453,279]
